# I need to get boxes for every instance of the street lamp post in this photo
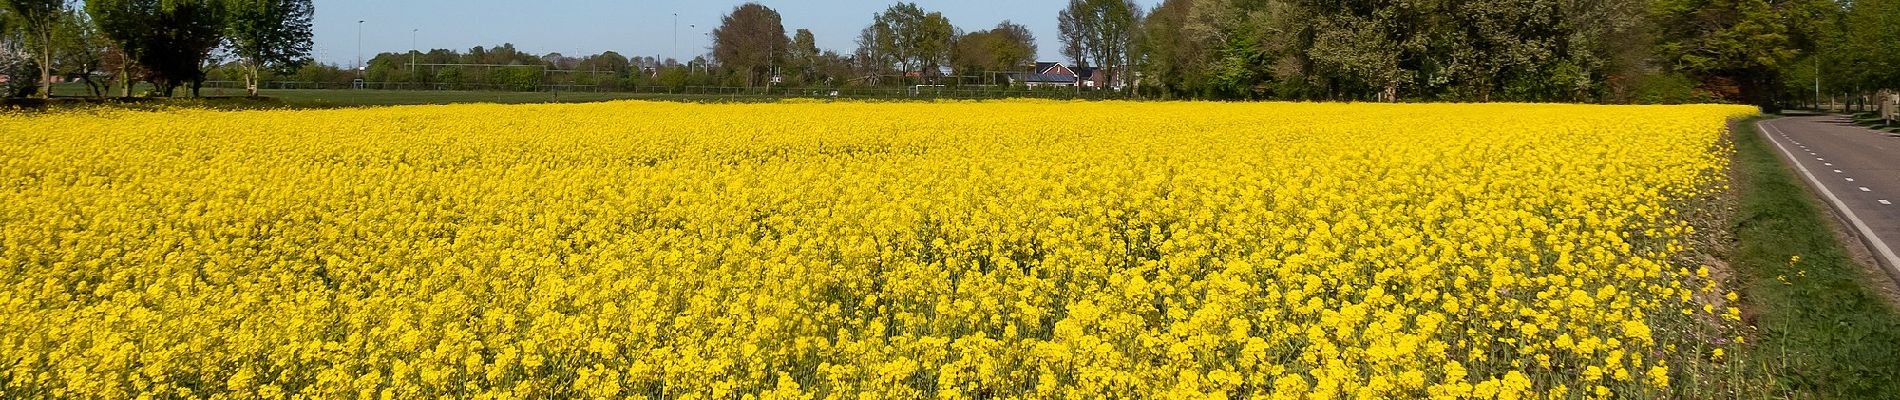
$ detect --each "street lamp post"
[356,20,365,79]
[673,13,679,63]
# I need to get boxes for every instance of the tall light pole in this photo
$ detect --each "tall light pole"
[356,20,365,77]
[673,13,679,63]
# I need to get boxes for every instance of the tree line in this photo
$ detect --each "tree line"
[1129,0,1873,108]
[694,0,1897,108]
[1116,0,1892,108]
[639,0,1900,108]
[0,0,312,98]
[5,0,1895,108]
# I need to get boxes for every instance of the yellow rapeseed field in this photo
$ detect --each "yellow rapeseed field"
[0,101,1755,399]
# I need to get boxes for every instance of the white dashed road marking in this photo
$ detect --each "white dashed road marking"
[1862,187,1874,192]
[1883,200,1894,205]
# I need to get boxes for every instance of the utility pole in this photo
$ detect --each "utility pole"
[1814,54,1822,112]
[673,13,679,63]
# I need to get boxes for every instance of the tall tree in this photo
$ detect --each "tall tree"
[1837,0,1899,94]
[85,0,151,97]
[952,21,1037,80]
[1139,0,1203,97]
[1,7,49,97]
[52,7,112,98]
[1136,0,1279,99]
[1057,6,1088,68]
[855,3,953,83]
[950,30,995,83]
[988,21,1036,72]
[223,0,312,96]
[788,28,818,84]
[855,17,895,83]
[1204,0,1276,99]
[3,0,63,98]
[1057,0,1142,86]
[712,2,789,87]
[147,0,223,97]
[89,0,224,97]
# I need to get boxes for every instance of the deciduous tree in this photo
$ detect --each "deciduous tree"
[712,2,788,87]
[1058,0,1142,86]
[223,0,312,96]
[788,28,818,84]
[52,7,111,97]
[855,3,953,83]
[88,0,224,97]
[84,0,152,97]
[952,21,1036,81]
[1838,0,1899,93]
[3,0,63,98]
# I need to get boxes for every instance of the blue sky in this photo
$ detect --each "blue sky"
[313,0,1161,67]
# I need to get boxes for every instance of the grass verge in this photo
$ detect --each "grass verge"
[1726,116,1900,398]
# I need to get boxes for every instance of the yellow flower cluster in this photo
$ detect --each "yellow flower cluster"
[0,101,1755,399]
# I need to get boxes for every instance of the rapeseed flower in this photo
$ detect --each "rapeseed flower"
[0,101,1755,398]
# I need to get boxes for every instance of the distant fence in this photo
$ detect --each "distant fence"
[195,80,1141,101]
[201,80,604,92]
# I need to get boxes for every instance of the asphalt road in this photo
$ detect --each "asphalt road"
[1758,116,1900,280]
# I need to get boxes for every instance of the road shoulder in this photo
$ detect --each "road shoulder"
[1722,116,1900,397]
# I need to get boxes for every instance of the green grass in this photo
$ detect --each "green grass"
[1726,117,1900,398]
